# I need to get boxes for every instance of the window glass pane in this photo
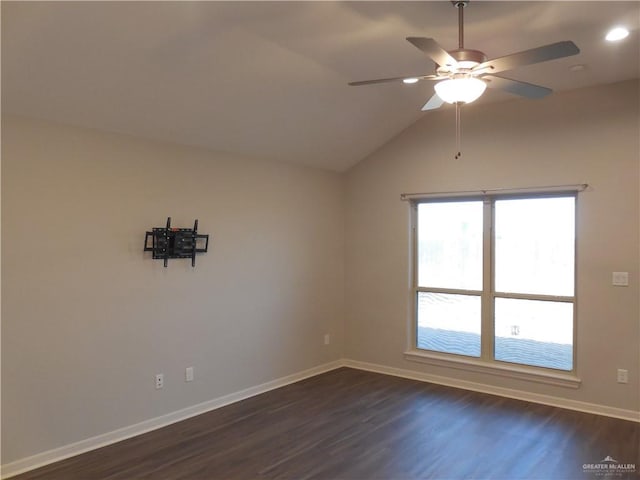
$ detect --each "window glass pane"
[417,292,481,357]
[494,298,573,371]
[417,201,483,290]
[495,196,575,296]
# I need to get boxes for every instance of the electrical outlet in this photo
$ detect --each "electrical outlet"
[185,367,194,382]
[617,369,628,384]
[155,373,164,389]
[612,272,629,286]
[324,334,330,345]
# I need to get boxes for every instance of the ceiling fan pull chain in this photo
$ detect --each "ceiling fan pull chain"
[455,103,462,159]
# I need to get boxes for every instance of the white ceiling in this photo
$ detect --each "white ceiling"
[2,1,639,171]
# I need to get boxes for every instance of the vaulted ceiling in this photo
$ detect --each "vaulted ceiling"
[2,1,639,171]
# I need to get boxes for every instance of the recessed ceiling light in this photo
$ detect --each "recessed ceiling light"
[569,64,587,72]
[605,26,629,42]
[403,77,419,84]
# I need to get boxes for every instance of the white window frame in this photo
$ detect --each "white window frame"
[404,188,582,388]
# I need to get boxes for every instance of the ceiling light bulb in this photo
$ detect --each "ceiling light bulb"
[605,27,629,42]
[434,77,487,104]
[403,77,419,84]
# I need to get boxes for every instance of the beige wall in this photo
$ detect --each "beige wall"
[345,79,640,412]
[1,116,345,463]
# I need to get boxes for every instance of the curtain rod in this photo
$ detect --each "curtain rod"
[400,183,589,201]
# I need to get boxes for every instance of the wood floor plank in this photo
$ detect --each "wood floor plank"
[11,368,640,480]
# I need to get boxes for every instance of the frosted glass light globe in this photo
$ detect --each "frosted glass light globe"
[434,77,487,104]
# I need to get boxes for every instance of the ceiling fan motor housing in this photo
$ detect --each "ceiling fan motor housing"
[436,48,487,75]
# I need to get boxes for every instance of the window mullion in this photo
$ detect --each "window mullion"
[481,197,494,361]
[411,203,418,351]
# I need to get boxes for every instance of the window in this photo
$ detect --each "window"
[414,194,576,372]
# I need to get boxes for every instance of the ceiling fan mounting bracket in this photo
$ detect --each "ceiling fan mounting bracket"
[451,1,469,8]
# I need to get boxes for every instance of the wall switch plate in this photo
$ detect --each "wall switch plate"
[612,272,629,286]
[324,334,330,345]
[185,367,194,382]
[155,373,164,389]
[617,369,628,384]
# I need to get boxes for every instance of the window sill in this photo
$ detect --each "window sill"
[404,350,581,389]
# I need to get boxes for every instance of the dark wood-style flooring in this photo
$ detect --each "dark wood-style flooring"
[12,367,640,480]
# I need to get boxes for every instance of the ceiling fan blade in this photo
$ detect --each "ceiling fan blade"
[473,41,579,75]
[421,93,445,111]
[484,75,552,99]
[406,37,458,67]
[348,74,439,86]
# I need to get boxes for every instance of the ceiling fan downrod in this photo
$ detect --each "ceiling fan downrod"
[454,0,469,49]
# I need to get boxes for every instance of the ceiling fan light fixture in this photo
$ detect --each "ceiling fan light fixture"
[434,77,487,104]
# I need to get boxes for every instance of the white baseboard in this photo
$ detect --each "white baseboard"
[4,357,638,478]
[0,360,343,479]
[342,358,640,423]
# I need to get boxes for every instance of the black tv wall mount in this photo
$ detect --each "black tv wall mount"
[144,217,209,267]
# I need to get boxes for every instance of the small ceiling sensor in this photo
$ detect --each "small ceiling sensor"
[403,77,419,84]
[606,26,629,42]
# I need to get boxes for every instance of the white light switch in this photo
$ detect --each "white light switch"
[612,272,629,286]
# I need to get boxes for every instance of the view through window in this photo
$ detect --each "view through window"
[415,195,576,371]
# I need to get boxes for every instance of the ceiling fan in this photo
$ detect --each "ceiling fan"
[348,0,580,158]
